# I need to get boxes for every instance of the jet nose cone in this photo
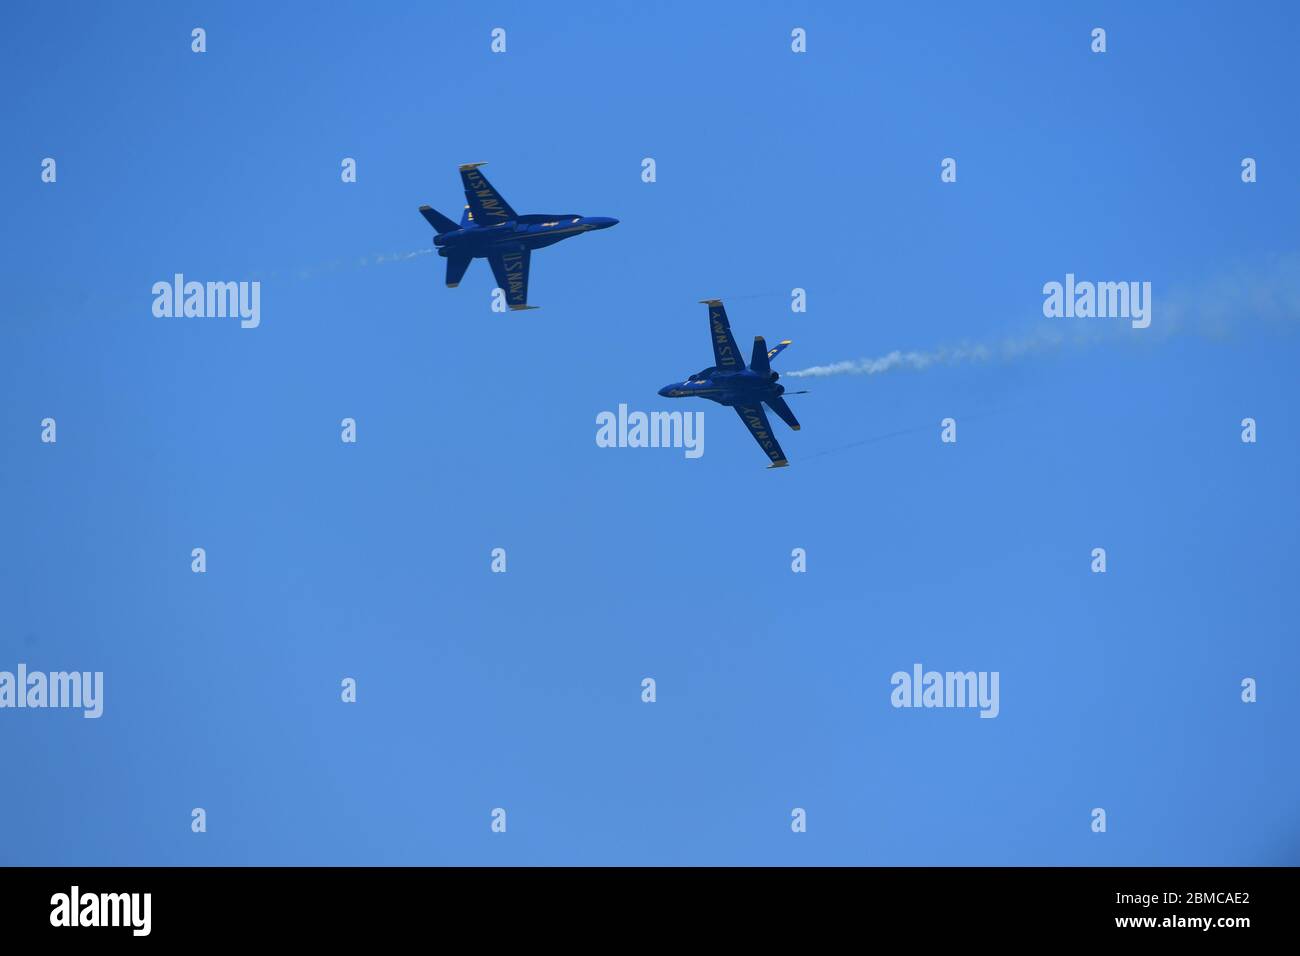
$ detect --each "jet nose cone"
[591,217,619,230]
[658,384,675,398]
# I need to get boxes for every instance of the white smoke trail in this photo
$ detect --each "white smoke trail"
[786,328,1073,378]
[785,255,1300,380]
[293,247,434,280]
[251,248,435,283]
[360,248,435,267]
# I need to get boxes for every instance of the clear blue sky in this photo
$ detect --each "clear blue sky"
[2,1,1297,865]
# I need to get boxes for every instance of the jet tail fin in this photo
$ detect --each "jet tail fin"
[752,337,793,372]
[419,205,459,234]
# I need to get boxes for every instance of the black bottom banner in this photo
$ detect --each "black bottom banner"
[0,866,1284,942]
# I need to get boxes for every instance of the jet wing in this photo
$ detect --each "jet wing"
[701,299,745,371]
[487,247,533,310]
[734,404,789,468]
[459,163,518,224]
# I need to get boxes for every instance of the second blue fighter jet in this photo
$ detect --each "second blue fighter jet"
[659,299,805,468]
[419,163,618,310]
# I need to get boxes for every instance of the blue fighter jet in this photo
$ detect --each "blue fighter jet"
[659,300,805,468]
[419,163,618,310]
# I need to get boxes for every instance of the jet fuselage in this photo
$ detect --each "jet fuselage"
[434,216,618,259]
[659,367,785,407]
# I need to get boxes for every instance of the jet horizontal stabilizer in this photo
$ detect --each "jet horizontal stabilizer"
[420,205,460,234]
[764,395,800,431]
[445,253,472,288]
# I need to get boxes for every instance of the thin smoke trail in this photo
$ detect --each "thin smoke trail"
[785,255,1300,380]
[799,404,1027,464]
[297,247,434,279]
[361,248,436,266]
[253,248,435,283]
[786,328,1073,378]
